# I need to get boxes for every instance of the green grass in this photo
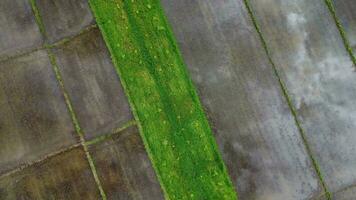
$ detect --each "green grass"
[89,0,237,199]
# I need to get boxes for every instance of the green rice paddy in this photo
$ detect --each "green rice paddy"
[89,0,237,199]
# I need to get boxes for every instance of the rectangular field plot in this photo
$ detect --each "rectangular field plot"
[52,28,133,140]
[0,50,76,174]
[0,147,101,200]
[0,0,43,59]
[88,126,164,200]
[33,0,94,43]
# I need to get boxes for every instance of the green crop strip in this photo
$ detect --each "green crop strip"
[324,0,356,68]
[89,0,237,199]
[243,0,332,199]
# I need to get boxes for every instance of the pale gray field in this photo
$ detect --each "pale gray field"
[162,0,356,199]
[249,0,356,198]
